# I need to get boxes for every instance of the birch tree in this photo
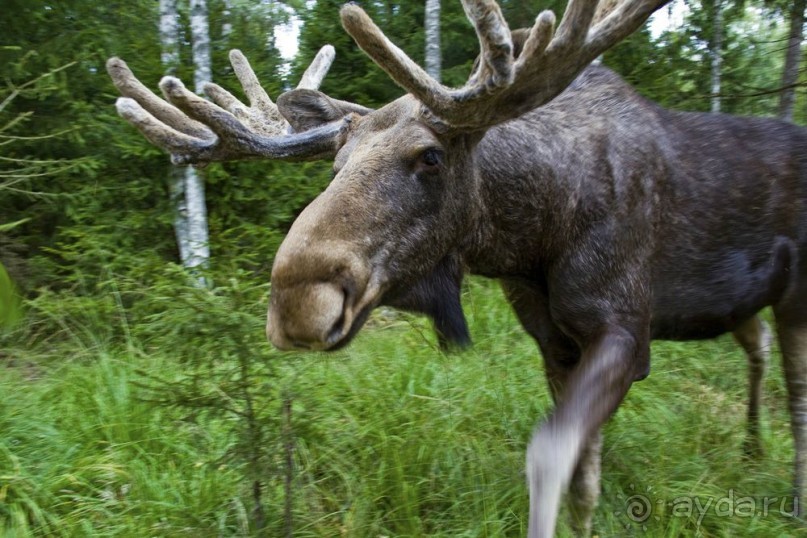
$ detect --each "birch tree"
[222,0,233,39]
[425,0,441,81]
[710,0,724,113]
[778,0,805,121]
[160,0,192,265]
[160,0,211,283]
[185,0,211,281]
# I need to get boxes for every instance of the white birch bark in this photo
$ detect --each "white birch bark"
[159,0,191,265]
[159,0,180,73]
[186,0,211,281]
[222,0,233,40]
[425,0,441,82]
[710,0,723,113]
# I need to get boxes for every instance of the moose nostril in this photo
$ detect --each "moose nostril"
[326,322,344,346]
[325,286,350,346]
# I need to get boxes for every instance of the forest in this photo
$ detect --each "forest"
[1,0,806,536]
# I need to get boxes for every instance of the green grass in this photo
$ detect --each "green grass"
[1,278,804,537]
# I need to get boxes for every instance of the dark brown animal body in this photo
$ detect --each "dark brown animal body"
[468,66,805,345]
[108,1,807,535]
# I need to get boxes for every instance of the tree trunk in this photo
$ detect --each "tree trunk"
[159,0,180,74]
[779,0,805,122]
[186,0,211,282]
[425,0,441,82]
[710,0,723,113]
[159,0,191,264]
[222,0,233,40]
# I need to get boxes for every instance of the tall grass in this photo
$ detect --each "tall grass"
[1,277,803,536]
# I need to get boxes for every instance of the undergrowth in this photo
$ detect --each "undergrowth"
[0,277,802,537]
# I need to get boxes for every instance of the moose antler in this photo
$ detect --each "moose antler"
[341,0,668,131]
[106,46,348,165]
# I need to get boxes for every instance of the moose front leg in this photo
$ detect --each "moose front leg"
[545,358,603,536]
[527,328,639,538]
[502,280,625,536]
[568,431,603,535]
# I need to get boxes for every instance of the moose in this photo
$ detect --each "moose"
[107,0,807,535]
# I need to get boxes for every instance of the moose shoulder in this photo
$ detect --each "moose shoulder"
[108,0,807,536]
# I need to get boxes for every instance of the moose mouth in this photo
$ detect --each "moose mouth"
[321,301,376,351]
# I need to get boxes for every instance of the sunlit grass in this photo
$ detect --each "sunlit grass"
[1,278,802,536]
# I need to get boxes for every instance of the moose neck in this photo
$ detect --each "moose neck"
[458,65,660,282]
[460,123,587,280]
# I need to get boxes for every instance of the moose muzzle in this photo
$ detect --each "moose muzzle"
[266,240,376,351]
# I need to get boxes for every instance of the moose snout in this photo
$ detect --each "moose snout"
[266,241,374,351]
[267,280,351,350]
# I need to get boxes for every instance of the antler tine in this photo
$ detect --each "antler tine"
[114,96,214,157]
[298,45,336,90]
[107,46,347,164]
[462,0,514,91]
[585,0,669,58]
[161,77,253,140]
[107,57,213,140]
[202,45,337,137]
[341,0,667,132]
[551,0,599,52]
[202,49,287,136]
[340,4,454,112]
[163,75,349,164]
[502,0,667,123]
[515,11,556,72]
[228,49,276,111]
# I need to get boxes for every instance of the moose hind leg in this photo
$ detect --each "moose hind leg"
[733,315,772,456]
[774,305,807,518]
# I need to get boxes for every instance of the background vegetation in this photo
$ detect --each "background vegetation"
[1,0,805,536]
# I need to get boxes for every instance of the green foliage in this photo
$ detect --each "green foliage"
[616,1,798,117]
[0,349,244,536]
[129,271,290,535]
[0,262,22,328]
[2,279,804,536]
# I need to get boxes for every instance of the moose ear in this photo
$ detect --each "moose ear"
[277,89,372,133]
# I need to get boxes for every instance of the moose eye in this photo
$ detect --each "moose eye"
[416,148,443,175]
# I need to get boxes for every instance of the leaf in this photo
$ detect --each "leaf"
[0,218,31,232]
[0,262,22,328]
